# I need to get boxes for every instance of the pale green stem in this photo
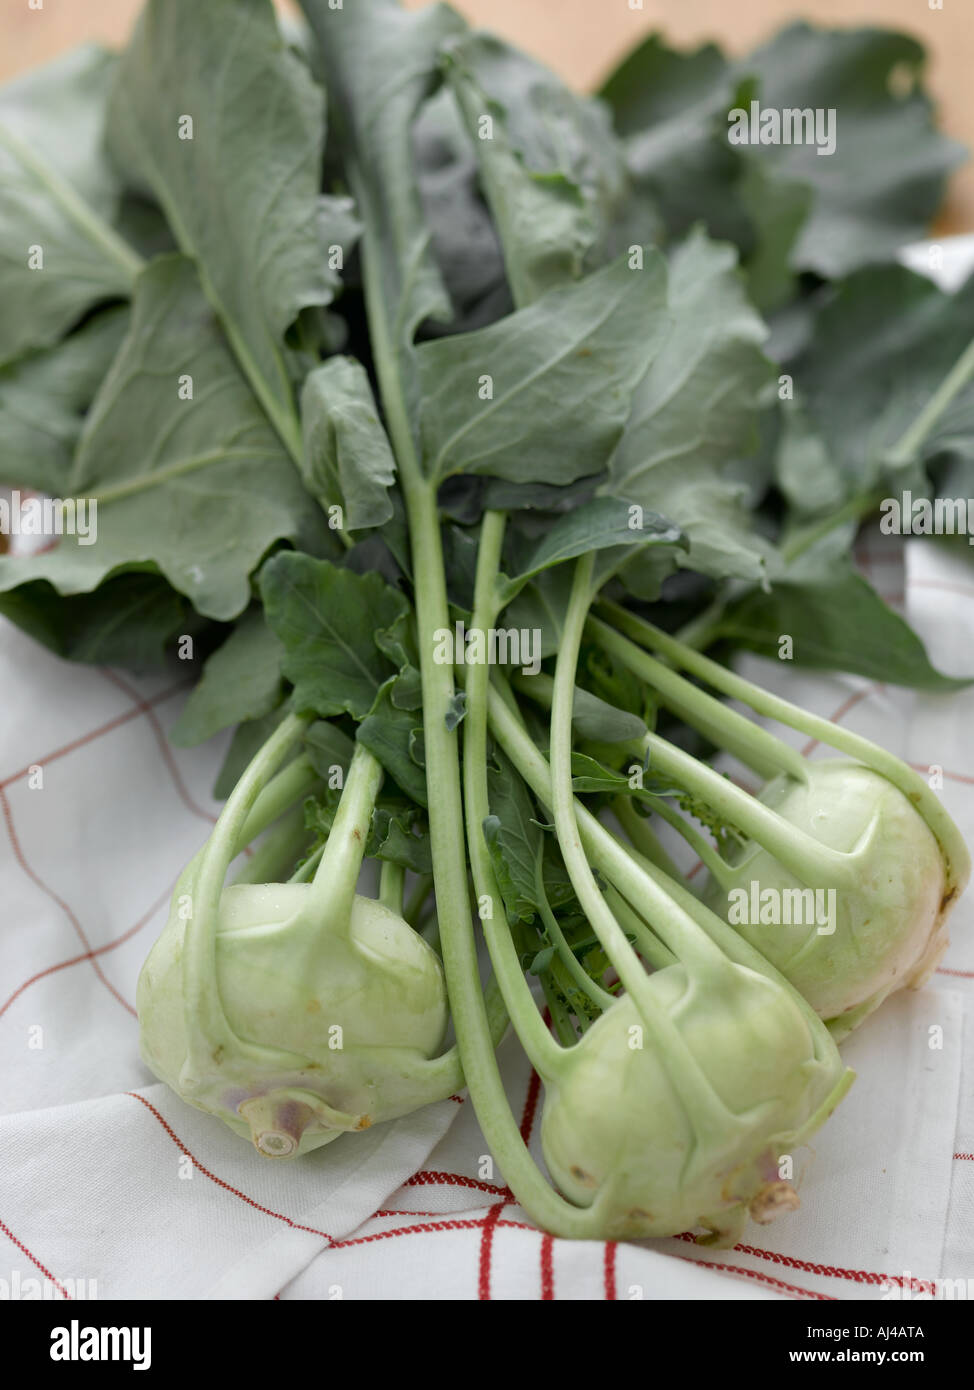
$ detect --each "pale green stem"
[303,741,382,931]
[356,178,593,1235]
[589,613,809,783]
[233,804,309,885]
[549,557,747,1148]
[379,860,406,915]
[603,607,970,896]
[182,713,311,1081]
[463,509,563,1074]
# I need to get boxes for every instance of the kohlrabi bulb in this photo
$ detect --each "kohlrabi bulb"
[539,960,851,1243]
[704,759,949,1031]
[138,879,448,1156]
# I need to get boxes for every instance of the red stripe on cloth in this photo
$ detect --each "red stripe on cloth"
[0,1217,71,1299]
[674,1231,937,1294]
[674,1253,832,1301]
[0,785,135,1016]
[938,967,974,979]
[0,880,171,1019]
[405,1169,511,1197]
[126,1093,336,1243]
[604,1242,617,1300]
[478,1201,505,1300]
[0,679,190,789]
[539,1233,554,1300]
[101,670,216,827]
[955,1152,974,1160]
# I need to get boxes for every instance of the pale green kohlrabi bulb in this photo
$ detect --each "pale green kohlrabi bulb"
[137,717,454,1158]
[703,759,955,1035]
[138,877,448,1156]
[538,957,852,1244]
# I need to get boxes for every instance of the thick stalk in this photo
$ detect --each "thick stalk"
[358,204,595,1235]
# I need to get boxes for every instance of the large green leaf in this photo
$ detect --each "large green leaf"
[442,33,654,308]
[0,571,188,669]
[605,228,775,582]
[417,251,669,485]
[789,265,974,496]
[0,307,128,493]
[0,45,141,366]
[0,256,327,620]
[600,35,750,251]
[738,24,965,280]
[259,552,408,720]
[109,0,351,459]
[600,24,963,298]
[171,607,285,747]
[300,357,397,532]
[300,0,464,361]
[414,87,510,334]
[715,568,970,690]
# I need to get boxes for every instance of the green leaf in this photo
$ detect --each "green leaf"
[563,686,648,745]
[500,496,685,602]
[0,45,141,366]
[368,803,432,873]
[301,0,464,359]
[300,356,397,531]
[304,720,356,781]
[0,256,328,620]
[109,0,351,459]
[170,607,285,746]
[715,568,971,690]
[0,307,128,493]
[600,36,751,249]
[505,564,575,660]
[605,228,775,582]
[417,250,669,485]
[484,752,544,924]
[790,265,974,494]
[357,680,428,806]
[260,552,408,721]
[569,752,631,794]
[442,32,629,306]
[0,572,188,669]
[414,87,509,334]
[737,23,965,280]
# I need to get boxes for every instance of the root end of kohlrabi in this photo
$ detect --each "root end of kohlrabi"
[749,1179,801,1225]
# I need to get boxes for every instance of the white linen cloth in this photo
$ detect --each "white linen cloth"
[2,244,973,1302]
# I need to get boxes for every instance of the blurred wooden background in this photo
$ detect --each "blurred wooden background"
[3,0,972,229]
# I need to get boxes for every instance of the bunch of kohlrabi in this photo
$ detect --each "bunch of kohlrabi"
[1,0,971,1244]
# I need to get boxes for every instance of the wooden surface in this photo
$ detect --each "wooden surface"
[3,0,972,229]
